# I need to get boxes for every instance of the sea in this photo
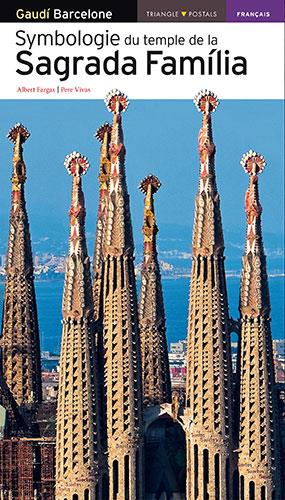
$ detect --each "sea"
[0,276,284,354]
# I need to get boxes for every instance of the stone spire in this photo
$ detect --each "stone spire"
[238,151,281,499]
[0,123,42,409]
[185,91,233,499]
[93,122,112,321]
[138,175,171,407]
[56,152,102,499]
[101,89,144,499]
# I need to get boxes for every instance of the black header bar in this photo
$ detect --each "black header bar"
[0,1,137,22]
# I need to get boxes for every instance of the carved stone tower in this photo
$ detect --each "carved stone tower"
[138,175,171,407]
[184,91,233,499]
[238,151,281,499]
[93,122,112,322]
[101,89,144,499]
[56,152,102,499]
[0,123,42,410]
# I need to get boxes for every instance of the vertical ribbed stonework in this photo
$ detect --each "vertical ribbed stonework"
[185,91,233,500]
[238,151,281,499]
[102,89,144,500]
[93,123,112,322]
[0,123,42,410]
[138,175,171,407]
[56,152,102,500]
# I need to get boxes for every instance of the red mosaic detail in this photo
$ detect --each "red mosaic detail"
[198,95,219,113]
[245,187,262,224]
[240,150,266,175]
[243,156,265,175]
[108,94,128,113]
[64,152,90,176]
[95,123,112,142]
[109,143,123,159]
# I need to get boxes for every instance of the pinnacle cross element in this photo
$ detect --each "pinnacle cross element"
[56,153,103,499]
[0,123,42,409]
[185,91,234,499]
[238,151,281,498]
[138,175,171,407]
[100,90,144,499]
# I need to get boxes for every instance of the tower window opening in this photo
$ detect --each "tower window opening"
[261,486,266,500]
[203,257,208,282]
[203,448,209,500]
[226,457,230,499]
[214,453,220,500]
[194,444,199,499]
[84,489,89,500]
[102,473,109,500]
[124,455,130,500]
[240,476,244,500]
[232,469,239,500]
[249,481,255,500]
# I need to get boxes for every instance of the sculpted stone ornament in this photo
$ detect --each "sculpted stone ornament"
[238,151,281,498]
[100,90,144,499]
[185,91,234,499]
[56,152,103,499]
[0,123,42,410]
[138,174,171,407]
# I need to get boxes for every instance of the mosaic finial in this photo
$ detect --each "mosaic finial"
[95,122,112,142]
[64,152,90,176]
[139,175,161,195]
[194,90,219,113]
[241,150,266,175]
[7,123,30,143]
[105,89,129,113]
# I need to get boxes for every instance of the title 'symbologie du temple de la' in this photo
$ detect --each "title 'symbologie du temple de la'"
[0,91,284,499]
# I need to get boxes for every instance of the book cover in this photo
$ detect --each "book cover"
[0,1,284,498]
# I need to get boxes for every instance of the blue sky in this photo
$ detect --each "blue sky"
[0,99,283,248]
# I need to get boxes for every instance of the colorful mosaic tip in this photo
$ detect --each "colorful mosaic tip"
[7,123,30,144]
[95,122,112,142]
[240,150,266,175]
[64,152,90,176]
[105,89,129,113]
[194,90,219,113]
[139,175,161,195]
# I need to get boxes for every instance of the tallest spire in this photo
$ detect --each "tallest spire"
[185,92,233,499]
[0,124,42,408]
[101,89,144,499]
